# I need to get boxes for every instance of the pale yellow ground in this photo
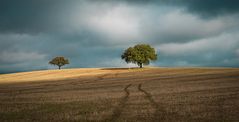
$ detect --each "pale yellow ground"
[0,68,133,84]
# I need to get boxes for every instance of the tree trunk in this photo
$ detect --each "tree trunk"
[139,63,143,68]
[58,66,61,69]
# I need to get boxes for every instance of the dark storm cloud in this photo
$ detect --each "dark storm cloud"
[124,0,239,17]
[1,0,238,34]
[1,0,239,34]
[174,0,239,17]
[0,0,75,34]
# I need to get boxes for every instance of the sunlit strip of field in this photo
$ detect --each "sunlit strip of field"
[0,68,132,84]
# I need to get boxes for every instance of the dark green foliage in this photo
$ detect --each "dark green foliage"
[49,56,69,69]
[121,44,157,68]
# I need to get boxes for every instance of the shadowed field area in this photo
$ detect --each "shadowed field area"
[0,68,239,122]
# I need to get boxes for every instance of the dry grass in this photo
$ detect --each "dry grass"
[0,67,239,122]
[0,68,130,83]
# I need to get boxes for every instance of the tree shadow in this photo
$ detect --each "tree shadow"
[100,67,139,70]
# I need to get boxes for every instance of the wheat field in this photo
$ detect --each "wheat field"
[0,67,239,122]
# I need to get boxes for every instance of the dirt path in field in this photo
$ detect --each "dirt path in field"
[106,83,164,122]
[106,84,132,122]
[138,83,166,121]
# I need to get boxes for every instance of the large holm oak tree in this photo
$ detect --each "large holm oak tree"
[121,44,157,68]
[49,56,69,69]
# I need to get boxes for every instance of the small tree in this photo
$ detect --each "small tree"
[49,56,69,69]
[121,44,157,68]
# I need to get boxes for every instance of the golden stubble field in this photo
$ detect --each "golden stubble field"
[0,67,239,122]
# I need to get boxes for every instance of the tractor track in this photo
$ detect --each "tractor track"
[106,84,131,122]
[138,83,166,121]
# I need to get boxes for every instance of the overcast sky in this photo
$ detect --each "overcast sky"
[0,0,239,73]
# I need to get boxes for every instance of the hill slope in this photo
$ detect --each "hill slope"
[0,68,129,83]
[0,67,239,122]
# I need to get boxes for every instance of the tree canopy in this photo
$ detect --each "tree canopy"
[49,56,69,69]
[121,44,157,68]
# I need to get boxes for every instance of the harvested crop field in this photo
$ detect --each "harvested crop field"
[0,68,239,122]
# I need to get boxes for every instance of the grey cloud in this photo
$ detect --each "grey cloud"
[0,50,47,73]
[140,10,239,43]
[0,51,46,64]
[157,32,239,67]
[159,33,239,56]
